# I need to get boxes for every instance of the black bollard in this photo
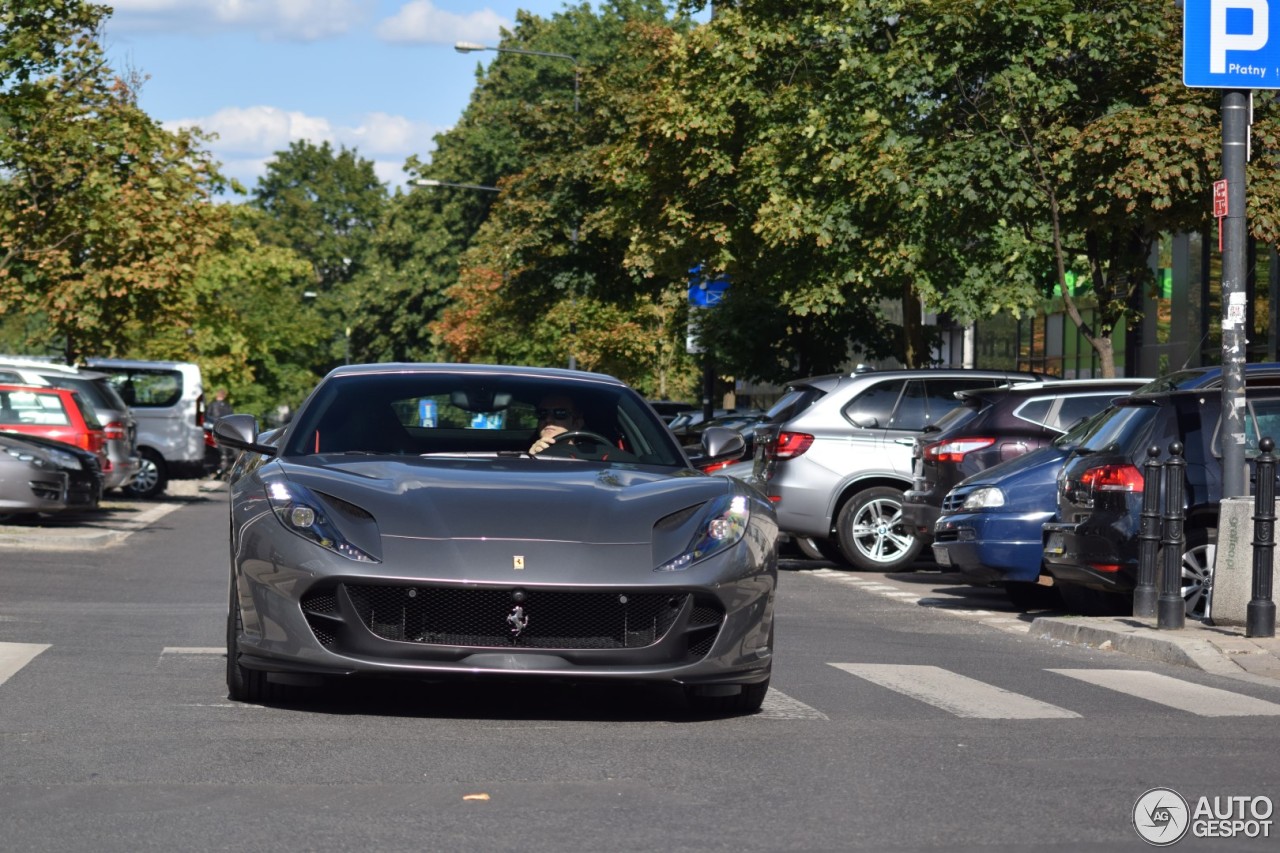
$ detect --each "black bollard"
[1248,437,1277,638]
[1133,445,1163,618]
[1158,442,1187,630]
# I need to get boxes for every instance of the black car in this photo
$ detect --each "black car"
[0,431,104,511]
[1042,364,1280,617]
[902,379,1147,546]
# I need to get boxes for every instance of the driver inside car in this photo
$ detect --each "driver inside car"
[529,394,586,455]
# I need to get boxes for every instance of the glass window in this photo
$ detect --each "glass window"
[1242,397,1280,458]
[104,369,183,408]
[843,380,905,428]
[1052,394,1119,433]
[1077,404,1158,453]
[1013,398,1053,428]
[889,379,993,431]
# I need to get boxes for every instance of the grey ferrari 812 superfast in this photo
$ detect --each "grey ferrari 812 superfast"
[213,364,778,715]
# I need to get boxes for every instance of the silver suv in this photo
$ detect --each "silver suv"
[758,367,1044,571]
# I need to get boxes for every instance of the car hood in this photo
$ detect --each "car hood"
[273,456,730,544]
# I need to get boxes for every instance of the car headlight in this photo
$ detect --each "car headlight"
[5,446,50,468]
[655,493,750,572]
[961,487,1005,510]
[265,480,378,563]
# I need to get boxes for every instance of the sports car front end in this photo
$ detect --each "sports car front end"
[219,365,777,715]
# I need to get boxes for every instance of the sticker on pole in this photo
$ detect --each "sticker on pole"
[1214,179,1229,217]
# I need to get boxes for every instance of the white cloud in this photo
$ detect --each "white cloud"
[164,106,441,189]
[376,1,510,45]
[109,0,373,41]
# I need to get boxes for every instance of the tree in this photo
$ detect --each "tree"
[0,1,232,362]
[249,140,387,293]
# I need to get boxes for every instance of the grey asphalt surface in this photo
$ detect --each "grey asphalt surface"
[4,479,1278,689]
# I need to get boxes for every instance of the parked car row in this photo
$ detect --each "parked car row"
[0,356,213,511]
[715,364,1264,620]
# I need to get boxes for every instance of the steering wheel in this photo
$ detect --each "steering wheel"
[532,430,618,458]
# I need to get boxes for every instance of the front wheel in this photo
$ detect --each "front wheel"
[835,487,922,572]
[227,577,273,704]
[685,679,770,716]
[123,448,167,499]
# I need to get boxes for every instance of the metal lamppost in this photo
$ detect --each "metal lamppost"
[411,178,501,194]
[454,41,581,370]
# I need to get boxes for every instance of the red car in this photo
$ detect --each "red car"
[0,383,109,475]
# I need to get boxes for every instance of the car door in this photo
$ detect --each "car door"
[839,378,906,475]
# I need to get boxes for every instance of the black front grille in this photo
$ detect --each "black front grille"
[942,489,969,513]
[317,584,701,650]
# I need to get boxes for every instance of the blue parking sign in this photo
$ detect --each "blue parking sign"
[1185,0,1280,88]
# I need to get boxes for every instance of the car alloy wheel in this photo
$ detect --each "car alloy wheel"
[123,448,167,499]
[1179,529,1215,621]
[835,486,923,571]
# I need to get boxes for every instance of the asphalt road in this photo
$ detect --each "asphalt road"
[2,493,1279,852]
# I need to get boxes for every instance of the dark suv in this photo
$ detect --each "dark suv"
[1042,364,1280,617]
[755,367,1044,571]
[902,379,1147,547]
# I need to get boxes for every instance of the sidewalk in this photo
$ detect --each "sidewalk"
[0,478,225,550]
[1030,613,1280,686]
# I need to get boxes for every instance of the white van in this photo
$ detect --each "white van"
[83,359,211,497]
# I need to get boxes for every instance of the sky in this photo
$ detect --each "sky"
[100,1,587,194]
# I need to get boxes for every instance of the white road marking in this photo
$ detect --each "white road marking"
[0,642,50,687]
[161,647,225,655]
[758,688,829,720]
[1049,669,1280,717]
[830,663,1081,719]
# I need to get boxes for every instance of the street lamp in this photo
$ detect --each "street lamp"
[453,40,581,370]
[454,42,579,114]
[411,178,500,193]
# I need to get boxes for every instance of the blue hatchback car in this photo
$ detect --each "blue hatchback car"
[931,411,1112,610]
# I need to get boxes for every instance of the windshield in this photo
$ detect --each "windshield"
[282,372,687,467]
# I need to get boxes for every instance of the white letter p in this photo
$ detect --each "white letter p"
[1211,0,1270,73]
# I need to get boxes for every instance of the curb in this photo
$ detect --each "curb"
[1030,616,1280,686]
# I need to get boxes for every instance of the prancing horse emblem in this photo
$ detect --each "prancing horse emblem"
[507,605,529,636]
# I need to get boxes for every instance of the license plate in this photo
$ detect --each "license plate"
[1045,532,1065,556]
[932,546,951,567]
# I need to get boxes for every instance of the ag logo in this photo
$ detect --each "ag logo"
[1133,787,1191,846]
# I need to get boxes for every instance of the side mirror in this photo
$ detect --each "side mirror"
[212,413,276,456]
[700,426,745,466]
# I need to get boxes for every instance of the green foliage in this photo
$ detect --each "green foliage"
[249,140,387,292]
[0,0,231,362]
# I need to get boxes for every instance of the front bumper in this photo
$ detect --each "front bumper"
[232,516,777,688]
[933,510,1053,584]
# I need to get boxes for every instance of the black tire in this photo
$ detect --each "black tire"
[796,535,849,565]
[1058,582,1132,616]
[1004,581,1064,611]
[123,448,167,499]
[226,577,272,704]
[834,486,922,572]
[685,678,770,716]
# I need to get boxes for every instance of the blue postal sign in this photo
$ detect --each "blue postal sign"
[1185,0,1280,88]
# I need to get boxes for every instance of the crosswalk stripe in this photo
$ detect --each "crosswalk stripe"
[161,647,225,655]
[1049,669,1280,717]
[830,663,1081,719]
[0,642,50,687]
[758,688,829,720]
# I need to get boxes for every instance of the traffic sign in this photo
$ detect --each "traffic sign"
[1214,179,1229,216]
[687,265,731,307]
[1185,0,1280,88]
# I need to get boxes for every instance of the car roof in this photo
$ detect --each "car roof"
[325,362,629,387]
[956,378,1150,400]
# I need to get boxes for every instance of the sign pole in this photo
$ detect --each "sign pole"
[1221,88,1250,499]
